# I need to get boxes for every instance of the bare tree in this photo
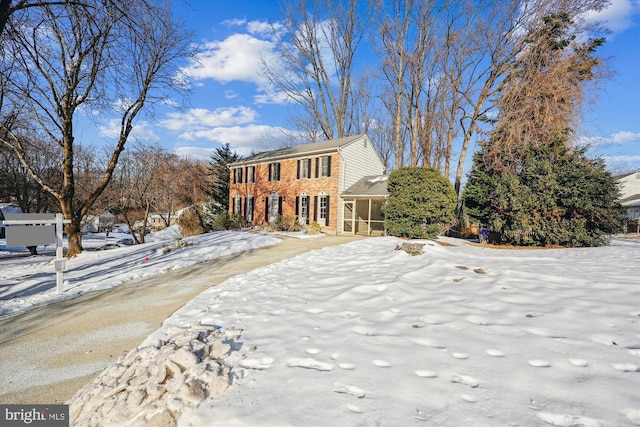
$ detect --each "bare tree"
[376,0,412,168]
[0,136,59,213]
[109,143,168,244]
[262,0,371,141]
[0,0,77,37]
[445,0,608,200]
[0,0,193,256]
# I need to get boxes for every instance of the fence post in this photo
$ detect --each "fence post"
[56,213,64,294]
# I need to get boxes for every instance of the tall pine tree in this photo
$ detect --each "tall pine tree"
[206,143,241,214]
[463,14,622,247]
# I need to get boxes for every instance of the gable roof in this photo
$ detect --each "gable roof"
[342,175,388,198]
[230,134,366,166]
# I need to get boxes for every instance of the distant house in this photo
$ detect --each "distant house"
[149,213,179,229]
[0,203,23,239]
[82,210,116,233]
[227,134,386,235]
[617,172,640,233]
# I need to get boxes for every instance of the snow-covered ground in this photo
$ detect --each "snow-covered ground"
[3,231,640,426]
[0,228,281,317]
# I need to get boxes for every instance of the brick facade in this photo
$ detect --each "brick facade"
[229,153,340,232]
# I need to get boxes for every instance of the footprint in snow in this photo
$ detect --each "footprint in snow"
[452,352,470,360]
[611,363,639,372]
[305,307,325,314]
[240,357,274,370]
[338,363,356,370]
[415,370,437,378]
[451,374,479,388]
[568,359,588,367]
[459,393,477,403]
[287,358,333,371]
[334,383,366,398]
[529,359,551,367]
[373,359,392,368]
[345,404,363,413]
[486,349,505,357]
[537,411,607,427]
[306,348,321,355]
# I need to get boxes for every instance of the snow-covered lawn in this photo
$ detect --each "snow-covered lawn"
[0,229,281,317]
[165,236,639,427]
[3,230,639,426]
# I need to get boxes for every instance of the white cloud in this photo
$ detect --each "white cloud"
[605,155,640,162]
[98,119,160,143]
[254,89,292,105]
[583,0,639,33]
[247,20,281,37]
[579,130,640,147]
[221,18,246,28]
[176,125,289,156]
[611,130,640,144]
[159,107,258,132]
[182,33,277,86]
[247,20,270,35]
[224,90,238,99]
[173,146,218,161]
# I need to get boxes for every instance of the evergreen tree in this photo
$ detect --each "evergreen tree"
[464,141,623,247]
[383,166,457,239]
[462,14,622,247]
[206,143,240,215]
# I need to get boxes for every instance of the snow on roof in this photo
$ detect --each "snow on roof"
[342,175,388,197]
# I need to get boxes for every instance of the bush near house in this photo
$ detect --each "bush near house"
[463,142,624,247]
[383,167,457,239]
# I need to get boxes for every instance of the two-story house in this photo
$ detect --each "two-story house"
[227,134,386,235]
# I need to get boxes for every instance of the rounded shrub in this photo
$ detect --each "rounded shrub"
[383,167,457,239]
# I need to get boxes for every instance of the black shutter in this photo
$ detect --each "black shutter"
[268,164,272,181]
[314,196,318,222]
[239,168,243,184]
[265,197,269,222]
[326,196,330,224]
[243,197,247,218]
[297,160,300,179]
[326,156,332,177]
[305,196,310,224]
[295,196,299,218]
[232,169,237,184]
[315,158,319,178]
[278,197,283,216]
[277,163,281,181]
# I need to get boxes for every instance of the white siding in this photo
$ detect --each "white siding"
[336,135,385,233]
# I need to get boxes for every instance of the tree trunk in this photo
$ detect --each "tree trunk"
[65,219,83,257]
[0,0,11,37]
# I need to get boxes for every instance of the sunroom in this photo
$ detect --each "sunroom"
[340,175,388,236]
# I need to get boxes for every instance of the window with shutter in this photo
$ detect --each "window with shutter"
[269,163,281,181]
[298,158,311,179]
[319,156,331,177]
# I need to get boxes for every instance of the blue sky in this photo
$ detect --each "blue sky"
[81,0,640,174]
